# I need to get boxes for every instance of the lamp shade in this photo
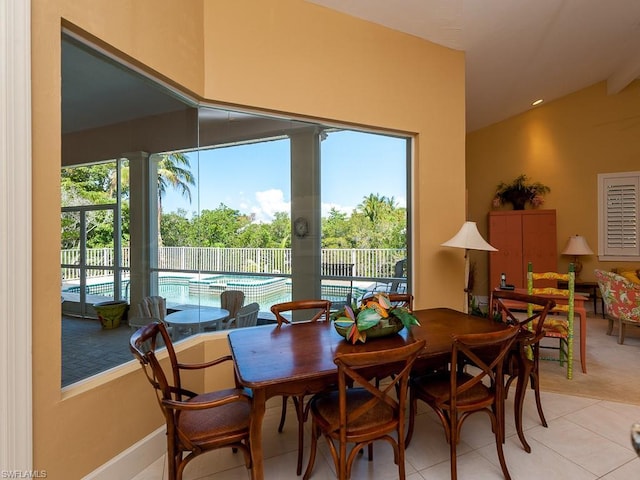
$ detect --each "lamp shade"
[441,221,497,252]
[561,235,594,256]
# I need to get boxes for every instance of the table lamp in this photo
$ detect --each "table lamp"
[561,234,593,279]
[441,221,498,312]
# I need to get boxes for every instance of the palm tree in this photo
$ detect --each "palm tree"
[359,193,395,223]
[156,153,196,245]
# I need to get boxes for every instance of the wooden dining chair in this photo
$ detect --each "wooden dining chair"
[129,321,252,480]
[387,292,414,310]
[406,326,520,480]
[270,299,332,475]
[527,262,576,379]
[303,340,425,480]
[489,288,556,452]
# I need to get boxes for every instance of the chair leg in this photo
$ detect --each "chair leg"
[278,396,288,433]
[449,416,459,480]
[405,393,417,447]
[566,336,573,380]
[492,413,512,480]
[530,367,548,428]
[294,395,305,475]
[302,421,319,480]
[618,322,626,344]
[606,318,614,335]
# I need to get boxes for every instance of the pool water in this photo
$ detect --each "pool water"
[66,274,365,312]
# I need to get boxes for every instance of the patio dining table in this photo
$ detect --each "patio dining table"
[228,307,527,480]
[165,306,229,338]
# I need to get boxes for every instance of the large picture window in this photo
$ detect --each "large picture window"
[60,33,411,386]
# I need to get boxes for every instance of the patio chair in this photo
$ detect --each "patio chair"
[220,289,245,327]
[361,259,407,298]
[132,296,171,335]
[303,340,425,480]
[226,302,259,329]
[129,321,252,480]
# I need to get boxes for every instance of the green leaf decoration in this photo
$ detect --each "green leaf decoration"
[391,308,420,328]
[356,307,382,331]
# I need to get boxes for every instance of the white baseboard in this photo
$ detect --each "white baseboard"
[82,426,165,480]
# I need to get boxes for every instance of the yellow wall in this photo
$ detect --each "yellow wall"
[31,0,465,478]
[467,80,640,296]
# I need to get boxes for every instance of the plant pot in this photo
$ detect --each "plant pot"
[93,301,129,329]
[511,198,527,210]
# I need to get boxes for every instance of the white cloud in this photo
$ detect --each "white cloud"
[321,202,354,217]
[252,189,290,222]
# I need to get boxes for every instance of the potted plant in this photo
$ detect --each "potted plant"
[93,300,129,329]
[332,292,420,344]
[492,174,550,210]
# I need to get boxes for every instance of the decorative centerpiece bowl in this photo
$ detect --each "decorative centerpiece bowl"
[332,293,420,344]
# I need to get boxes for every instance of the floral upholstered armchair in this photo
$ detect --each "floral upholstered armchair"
[594,269,640,344]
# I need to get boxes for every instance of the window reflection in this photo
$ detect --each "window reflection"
[60,33,410,386]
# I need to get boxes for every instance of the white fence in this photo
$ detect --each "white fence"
[61,247,406,281]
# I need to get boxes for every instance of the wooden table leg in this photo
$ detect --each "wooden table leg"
[249,388,266,480]
[576,307,587,374]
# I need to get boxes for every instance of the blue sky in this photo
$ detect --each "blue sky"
[162,130,408,222]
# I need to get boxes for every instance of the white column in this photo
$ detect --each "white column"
[289,128,323,306]
[127,151,153,309]
[0,0,33,470]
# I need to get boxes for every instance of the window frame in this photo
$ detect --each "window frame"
[597,171,640,260]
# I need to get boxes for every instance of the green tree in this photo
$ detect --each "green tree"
[61,163,128,249]
[321,208,352,248]
[156,153,196,246]
[236,223,274,248]
[192,204,250,247]
[160,209,193,246]
[269,211,292,248]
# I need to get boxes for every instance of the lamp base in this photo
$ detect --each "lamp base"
[572,257,583,279]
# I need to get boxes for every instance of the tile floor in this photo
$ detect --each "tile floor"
[131,389,640,479]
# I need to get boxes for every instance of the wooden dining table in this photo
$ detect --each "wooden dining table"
[228,307,523,480]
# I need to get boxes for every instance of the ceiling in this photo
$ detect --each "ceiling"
[308,0,640,131]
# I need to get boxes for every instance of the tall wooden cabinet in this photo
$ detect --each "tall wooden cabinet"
[488,210,557,289]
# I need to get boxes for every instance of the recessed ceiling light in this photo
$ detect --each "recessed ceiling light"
[532,99,543,106]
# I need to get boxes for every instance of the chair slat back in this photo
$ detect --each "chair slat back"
[129,321,182,405]
[451,327,519,402]
[527,262,575,317]
[387,293,414,310]
[270,299,331,325]
[232,302,260,328]
[221,290,245,320]
[331,340,425,434]
[489,289,556,342]
[137,296,167,322]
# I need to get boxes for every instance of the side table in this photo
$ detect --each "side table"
[558,280,604,318]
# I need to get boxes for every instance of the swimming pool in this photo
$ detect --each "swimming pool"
[65,274,366,311]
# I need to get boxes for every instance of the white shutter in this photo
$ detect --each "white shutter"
[600,173,640,257]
